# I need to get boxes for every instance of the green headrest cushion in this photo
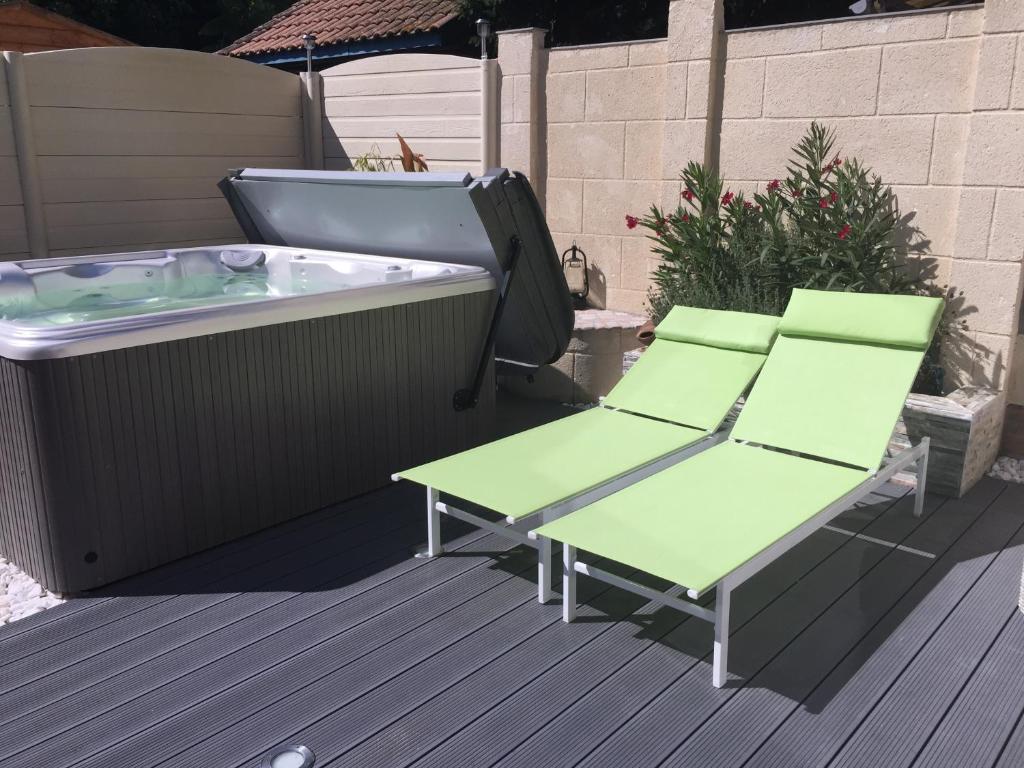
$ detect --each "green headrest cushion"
[779,289,944,350]
[654,306,780,355]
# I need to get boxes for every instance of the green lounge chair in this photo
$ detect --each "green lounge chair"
[393,306,780,603]
[535,289,942,687]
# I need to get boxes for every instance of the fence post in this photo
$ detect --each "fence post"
[663,0,725,174]
[480,57,498,172]
[497,28,546,195]
[3,51,48,258]
[300,71,325,170]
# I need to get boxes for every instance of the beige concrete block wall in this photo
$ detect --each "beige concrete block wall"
[543,37,671,314]
[497,2,1024,407]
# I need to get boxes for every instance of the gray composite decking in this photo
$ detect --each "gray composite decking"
[1,436,1023,766]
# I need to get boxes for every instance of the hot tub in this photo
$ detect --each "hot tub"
[0,169,572,593]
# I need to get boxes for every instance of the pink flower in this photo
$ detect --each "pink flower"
[838,224,852,240]
[819,197,830,209]
[682,189,694,202]
[790,185,803,198]
[743,201,755,210]
[625,214,639,230]
[721,191,735,206]
[767,179,781,192]
[830,191,838,204]
[681,213,691,223]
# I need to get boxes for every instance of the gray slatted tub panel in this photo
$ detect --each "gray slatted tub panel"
[0,291,494,593]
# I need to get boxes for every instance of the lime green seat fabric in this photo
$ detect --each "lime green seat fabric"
[535,440,866,594]
[398,407,704,520]
[601,340,765,429]
[654,305,780,354]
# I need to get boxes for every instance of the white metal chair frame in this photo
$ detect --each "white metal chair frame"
[399,425,730,604]
[553,436,930,688]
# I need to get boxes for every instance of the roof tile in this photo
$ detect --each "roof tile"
[222,0,460,56]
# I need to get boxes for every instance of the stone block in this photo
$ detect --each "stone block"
[574,351,628,403]
[892,185,959,257]
[582,179,665,236]
[879,39,977,115]
[621,235,657,291]
[665,62,689,119]
[497,29,544,75]
[973,35,1017,111]
[1014,40,1024,110]
[725,26,821,59]
[547,122,625,179]
[947,7,985,38]
[719,116,934,184]
[545,180,584,232]
[549,232,622,305]
[722,57,765,119]
[586,66,666,121]
[930,114,971,186]
[952,187,997,259]
[500,122,531,176]
[949,259,1024,336]
[548,44,629,73]
[605,287,647,314]
[668,0,720,61]
[820,12,948,49]
[1010,338,1024,405]
[989,189,1024,262]
[764,48,881,118]
[963,113,1024,187]
[984,0,1024,33]
[686,59,711,118]
[513,74,535,124]
[545,71,586,123]
[624,121,664,180]
[972,331,1015,389]
[662,120,709,178]
[629,41,668,67]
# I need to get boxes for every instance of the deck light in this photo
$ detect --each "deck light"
[476,18,491,59]
[301,33,317,75]
[261,745,315,768]
[561,240,589,308]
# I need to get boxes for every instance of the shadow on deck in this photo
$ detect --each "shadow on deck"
[1,396,1023,768]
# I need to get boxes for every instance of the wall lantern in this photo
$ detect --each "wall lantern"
[301,33,317,75]
[261,744,315,768]
[476,18,491,60]
[561,240,589,308]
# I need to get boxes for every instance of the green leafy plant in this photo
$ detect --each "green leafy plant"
[630,122,952,393]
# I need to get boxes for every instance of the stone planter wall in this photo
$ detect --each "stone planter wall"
[500,309,645,405]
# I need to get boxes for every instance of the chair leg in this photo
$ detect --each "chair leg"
[537,536,554,603]
[418,487,442,558]
[712,583,731,688]
[562,544,577,622]
[914,438,930,519]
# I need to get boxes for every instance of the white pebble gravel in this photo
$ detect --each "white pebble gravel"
[0,556,63,625]
[989,456,1024,484]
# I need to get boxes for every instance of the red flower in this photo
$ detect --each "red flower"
[721,191,735,206]
[833,154,842,168]
[682,189,694,201]
[830,191,838,204]
[743,201,755,210]
[681,213,691,223]
[790,185,803,198]
[838,224,852,240]
[819,197,830,209]
[625,214,639,230]
[767,179,781,192]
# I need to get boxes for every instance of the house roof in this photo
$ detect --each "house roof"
[222,0,460,57]
[0,0,133,52]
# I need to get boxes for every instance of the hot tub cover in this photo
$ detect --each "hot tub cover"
[220,168,574,369]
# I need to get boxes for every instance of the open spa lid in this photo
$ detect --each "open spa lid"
[219,168,574,372]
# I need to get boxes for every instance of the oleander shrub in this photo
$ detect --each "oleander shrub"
[628,122,950,393]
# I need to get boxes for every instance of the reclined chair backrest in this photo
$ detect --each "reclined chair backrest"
[730,289,944,471]
[602,306,780,431]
